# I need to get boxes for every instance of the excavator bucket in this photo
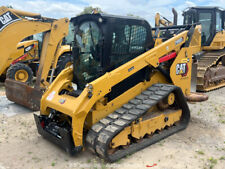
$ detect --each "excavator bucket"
[5,79,42,111]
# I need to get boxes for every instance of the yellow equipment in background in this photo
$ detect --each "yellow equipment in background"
[34,13,205,162]
[3,39,39,83]
[0,7,72,84]
[0,6,70,110]
[155,8,177,27]
[183,7,225,91]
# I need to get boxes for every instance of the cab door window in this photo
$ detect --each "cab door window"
[216,11,222,32]
[184,13,195,24]
[73,21,102,88]
[199,12,212,45]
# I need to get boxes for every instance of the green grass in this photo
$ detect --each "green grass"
[31,157,41,163]
[218,120,225,124]
[195,150,204,155]
[209,157,217,164]
[218,114,223,117]
[219,156,225,160]
[208,157,217,169]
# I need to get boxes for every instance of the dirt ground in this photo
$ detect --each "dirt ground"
[0,82,224,169]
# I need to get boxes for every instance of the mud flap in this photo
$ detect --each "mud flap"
[5,79,42,111]
[34,114,82,155]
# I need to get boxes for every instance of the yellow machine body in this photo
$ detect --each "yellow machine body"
[34,13,208,162]
[39,24,201,149]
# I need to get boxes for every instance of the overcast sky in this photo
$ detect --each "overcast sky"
[2,0,225,26]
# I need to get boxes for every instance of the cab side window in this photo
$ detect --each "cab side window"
[216,11,222,32]
[110,24,147,69]
[199,12,212,45]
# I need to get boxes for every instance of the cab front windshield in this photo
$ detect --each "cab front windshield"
[74,21,102,89]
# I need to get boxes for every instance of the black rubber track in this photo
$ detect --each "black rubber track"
[86,83,190,162]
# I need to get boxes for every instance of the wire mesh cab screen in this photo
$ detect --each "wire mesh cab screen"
[110,24,147,68]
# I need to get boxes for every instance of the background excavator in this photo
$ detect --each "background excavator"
[183,6,225,91]
[0,6,70,110]
[34,13,206,162]
[155,8,177,27]
[0,7,72,84]
[0,38,39,82]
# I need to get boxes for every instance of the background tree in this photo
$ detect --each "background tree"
[78,6,104,15]
[6,5,13,9]
[127,13,141,18]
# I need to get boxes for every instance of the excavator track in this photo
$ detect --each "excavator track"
[197,50,225,91]
[86,83,190,162]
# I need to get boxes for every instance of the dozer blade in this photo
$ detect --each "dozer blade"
[5,78,42,111]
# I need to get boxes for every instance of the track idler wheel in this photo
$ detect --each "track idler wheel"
[157,92,175,110]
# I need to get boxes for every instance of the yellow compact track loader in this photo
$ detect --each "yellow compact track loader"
[0,7,72,84]
[34,14,205,162]
[183,7,225,91]
[0,6,71,110]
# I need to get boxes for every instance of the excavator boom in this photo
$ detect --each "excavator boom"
[155,8,177,27]
[0,6,69,110]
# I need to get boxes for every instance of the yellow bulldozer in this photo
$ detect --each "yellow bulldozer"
[0,6,73,110]
[33,13,206,162]
[0,7,72,84]
[183,6,225,91]
[155,6,225,92]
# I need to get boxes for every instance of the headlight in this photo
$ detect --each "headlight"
[24,45,34,52]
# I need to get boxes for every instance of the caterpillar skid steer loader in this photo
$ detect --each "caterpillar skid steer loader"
[0,7,72,84]
[34,13,204,162]
[0,6,70,110]
[183,7,225,91]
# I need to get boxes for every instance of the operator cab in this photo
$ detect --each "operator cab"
[183,7,224,46]
[70,14,154,89]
